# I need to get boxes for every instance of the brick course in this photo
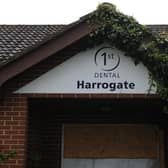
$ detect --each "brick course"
[0,95,27,168]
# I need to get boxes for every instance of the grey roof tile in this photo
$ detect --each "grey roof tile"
[0,25,67,67]
[0,24,167,68]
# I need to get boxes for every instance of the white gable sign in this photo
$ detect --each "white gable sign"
[15,44,156,94]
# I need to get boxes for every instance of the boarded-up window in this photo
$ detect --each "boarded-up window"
[64,125,158,158]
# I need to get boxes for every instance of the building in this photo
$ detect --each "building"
[0,4,168,168]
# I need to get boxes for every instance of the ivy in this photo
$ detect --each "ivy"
[0,150,16,162]
[87,3,168,104]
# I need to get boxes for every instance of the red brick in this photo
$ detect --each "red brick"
[11,145,25,149]
[4,140,18,145]
[12,107,26,111]
[6,121,19,125]
[10,165,24,168]
[12,126,26,130]
[0,146,10,150]
[0,126,11,130]
[0,165,9,168]
[0,106,9,111]
[1,117,12,120]
[18,141,25,145]
[5,112,19,116]
[5,130,19,135]
[12,117,26,121]
[0,93,27,168]
[0,135,11,139]
[12,136,25,140]
[3,159,17,164]
[17,159,25,164]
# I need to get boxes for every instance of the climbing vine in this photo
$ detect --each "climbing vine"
[87,3,168,104]
[0,150,16,162]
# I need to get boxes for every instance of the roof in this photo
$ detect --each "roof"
[0,24,168,69]
[147,25,168,34]
[0,25,67,68]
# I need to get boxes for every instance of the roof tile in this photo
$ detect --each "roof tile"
[0,25,66,67]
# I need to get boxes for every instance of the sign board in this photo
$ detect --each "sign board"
[15,44,156,94]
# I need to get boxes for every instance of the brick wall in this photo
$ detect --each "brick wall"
[0,94,27,168]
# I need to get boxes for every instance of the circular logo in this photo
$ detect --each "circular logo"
[94,47,120,71]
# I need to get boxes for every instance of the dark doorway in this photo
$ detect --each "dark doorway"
[27,98,165,168]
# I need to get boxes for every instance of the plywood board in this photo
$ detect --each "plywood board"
[64,125,158,158]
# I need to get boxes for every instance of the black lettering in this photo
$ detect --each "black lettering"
[102,83,108,89]
[85,82,91,89]
[101,52,107,65]
[97,83,101,88]
[129,83,135,89]
[124,81,129,89]
[77,80,135,91]
[92,82,97,88]
[117,83,123,89]
[109,73,112,78]
[103,73,109,78]
[109,83,116,91]
[112,73,117,78]
[94,73,99,78]
[99,73,103,78]
[116,73,120,78]
[77,80,84,89]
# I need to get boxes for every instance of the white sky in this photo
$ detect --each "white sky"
[0,0,167,24]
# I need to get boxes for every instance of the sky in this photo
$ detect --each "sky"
[0,0,167,24]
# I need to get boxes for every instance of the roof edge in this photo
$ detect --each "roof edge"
[0,21,91,89]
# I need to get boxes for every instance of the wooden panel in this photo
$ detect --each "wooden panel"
[64,125,158,158]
